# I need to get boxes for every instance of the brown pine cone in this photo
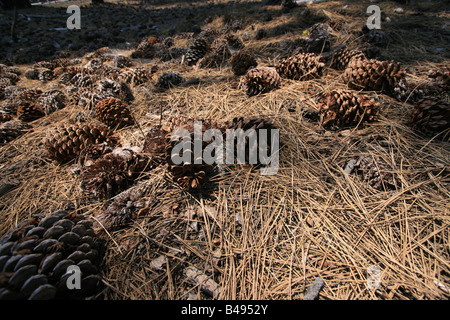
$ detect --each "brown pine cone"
[343,58,406,96]
[330,48,366,70]
[355,155,395,190]
[242,67,281,96]
[16,103,45,122]
[81,148,149,199]
[317,90,380,128]
[230,49,257,76]
[142,125,171,156]
[94,98,134,129]
[165,117,217,189]
[43,123,118,163]
[409,97,450,139]
[276,52,325,81]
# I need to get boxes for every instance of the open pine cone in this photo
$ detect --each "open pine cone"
[143,125,171,156]
[185,38,210,66]
[81,148,150,199]
[165,117,217,189]
[330,48,366,70]
[317,90,380,128]
[94,184,150,231]
[305,23,332,54]
[131,36,161,59]
[242,67,281,97]
[355,155,395,190]
[198,39,231,69]
[0,209,101,300]
[427,67,450,92]
[118,67,152,86]
[276,52,325,81]
[38,90,66,115]
[230,49,257,76]
[156,72,185,89]
[96,79,134,104]
[16,103,45,122]
[222,117,276,167]
[409,97,450,138]
[343,58,406,96]
[0,120,32,147]
[43,123,118,163]
[94,98,134,129]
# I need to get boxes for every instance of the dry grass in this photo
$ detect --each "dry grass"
[0,0,449,300]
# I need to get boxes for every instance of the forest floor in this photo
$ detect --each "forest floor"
[0,0,449,300]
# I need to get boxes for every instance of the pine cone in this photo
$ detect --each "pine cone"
[355,155,395,190]
[330,48,366,70]
[242,67,281,96]
[43,123,118,163]
[95,98,134,129]
[427,67,450,91]
[97,79,134,104]
[15,88,43,105]
[95,183,150,230]
[16,103,45,122]
[76,142,113,166]
[305,34,331,54]
[131,37,161,59]
[0,113,12,124]
[198,40,231,69]
[409,97,450,138]
[343,58,406,96]
[119,67,152,86]
[317,90,380,128]
[305,23,332,54]
[230,49,257,76]
[185,38,210,66]
[0,72,20,85]
[223,117,275,166]
[71,73,94,88]
[33,61,56,70]
[24,68,39,80]
[156,72,185,89]
[81,148,149,199]
[163,37,175,48]
[393,78,426,103]
[38,90,66,115]
[363,29,389,47]
[0,120,32,146]
[143,125,170,156]
[3,66,21,76]
[225,34,245,50]
[90,46,113,60]
[0,209,101,300]
[276,52,325,81]
[166,117,216,189]
[38,69,54,83]
[112,55,132,69]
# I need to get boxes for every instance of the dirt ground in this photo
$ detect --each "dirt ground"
[0,0,449,300]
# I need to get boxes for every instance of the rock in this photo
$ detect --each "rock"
[303,277,324,300]
[394,8,404,14]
